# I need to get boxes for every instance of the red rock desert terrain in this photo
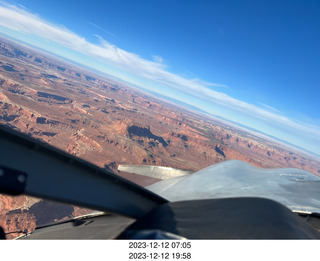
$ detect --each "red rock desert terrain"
[1,37,320,238]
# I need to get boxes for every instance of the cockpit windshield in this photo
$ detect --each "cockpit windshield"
[0,1,320,240]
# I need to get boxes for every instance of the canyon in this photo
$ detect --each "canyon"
[1,37,320,239]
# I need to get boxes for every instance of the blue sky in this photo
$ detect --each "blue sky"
[0,0,319,156]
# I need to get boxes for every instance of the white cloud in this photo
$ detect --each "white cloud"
[87,21,119,40]
[152,55,164,64]
[0,3,319,152]
[259,103,281,113]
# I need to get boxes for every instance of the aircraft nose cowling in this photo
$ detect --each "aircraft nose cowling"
[147,160,320,213]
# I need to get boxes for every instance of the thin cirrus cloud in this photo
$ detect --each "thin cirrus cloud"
[87,21,120,40]
[0,3,319,153]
